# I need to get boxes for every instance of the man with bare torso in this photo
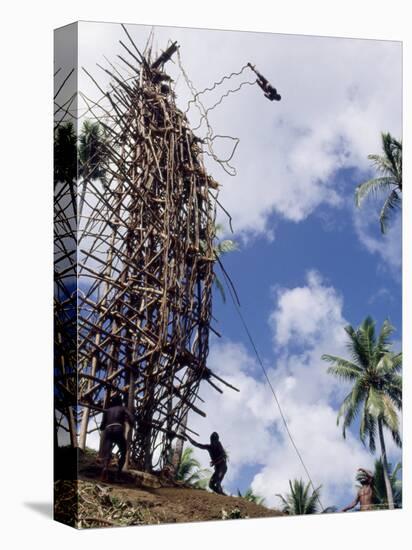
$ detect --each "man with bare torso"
[100,395,134,482]
[342,468,374,512]
[186,432,227,495]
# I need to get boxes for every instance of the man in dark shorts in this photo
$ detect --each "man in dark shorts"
[186,432,228,495]
[100,395,134,482]
[341,468,375,512]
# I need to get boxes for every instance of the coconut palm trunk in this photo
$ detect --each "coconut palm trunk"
[323,317,402,512]
[378,417,394,509]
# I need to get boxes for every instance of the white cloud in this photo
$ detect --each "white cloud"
[77,23,402,239]
[354,204,402,278]
[188,271,382,509]
[270,270,344,349]
[251,402,373,508]
[188,341,280,485]
[74,26,402,502]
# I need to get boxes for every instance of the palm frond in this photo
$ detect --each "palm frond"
[344,323,371,369]
[374,320,395,359]
[380,188,401,233]
[175,446,212,487]
[390,353,403,372]
[54,122,77,184]
[384,374,402,409]
[215,239,239,256]
[381,414,402,449]
[326,316,402,457]
[373,459,402,508]
[355,177,395,207]
[322,354,362,379]
[356,132,402,232]
[79,120,108,181]
[381,132,402,182]
[359,316,376,365]
[359,406,377,452]
[337,381,366,437]
[367,153,392,172]
[376,352,401,376]
[277,480,321,515]
[325,364,362,383]
[238,488,266,505]
[365,387,384,418]
[381,395,400,432]
[336,391,356,433]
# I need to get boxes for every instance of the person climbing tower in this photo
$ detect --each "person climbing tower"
[100,395,134,482]
[186,432,228,495]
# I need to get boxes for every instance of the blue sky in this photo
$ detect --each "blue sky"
[214,178,402,359]
[76,21,402,511]
[207,167,402,506]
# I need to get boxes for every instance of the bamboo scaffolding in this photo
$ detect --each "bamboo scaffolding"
[54,30,242,473]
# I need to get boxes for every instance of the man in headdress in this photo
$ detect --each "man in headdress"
[342,468,375,512]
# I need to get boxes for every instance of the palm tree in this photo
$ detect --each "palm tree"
[322,317,402,509]
[54,121,77,185]
[78,120,108,216]
[355,132,402,233]
[79,120,107,180]
[370,459,402,509]
[175,447,212,489]
[237,488,266,506]
[276,479,321,515]
[76,121,111,451]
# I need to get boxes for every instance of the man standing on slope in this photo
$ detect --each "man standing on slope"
[186,432,228,495]
[100,395,134,482]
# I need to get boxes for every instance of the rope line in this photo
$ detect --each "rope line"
[184,64,250,114]
[219,264,325,511]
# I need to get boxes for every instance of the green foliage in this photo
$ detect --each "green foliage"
[323,317,402,508]
[54,122,77,184]
[355,132,402,233]
[79,120,108,182]
[322,316,402,452]
[54,120,108,186]
[372,459,402,509]
[211,224,239,303]
[84,446,98,457]
[176,447,212,489]
[237,488,266,506]
[198,223,238,302]
[276,479,321,515]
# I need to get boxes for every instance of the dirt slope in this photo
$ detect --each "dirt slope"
[54,451,284,528]
[103,482,283,525]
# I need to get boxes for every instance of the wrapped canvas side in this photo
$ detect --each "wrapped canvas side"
[54,22,79,528]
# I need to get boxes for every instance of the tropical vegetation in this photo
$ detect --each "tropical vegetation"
[370,459,402,509]
[322,316,402,509]
[276,479,322,515]
[355,132,402,233]
[175,447,212,489]
[237,488,266,506]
